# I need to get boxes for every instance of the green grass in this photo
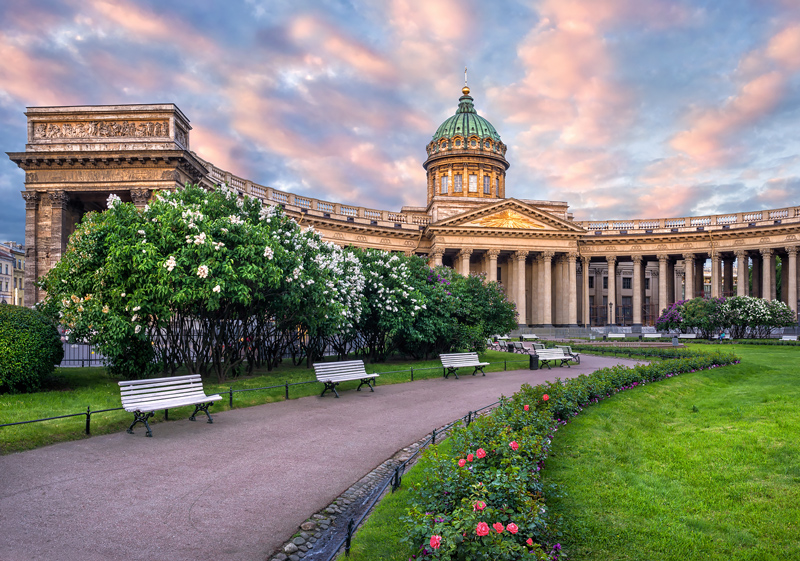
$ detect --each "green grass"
[345,439,454,561]
[543,344,800,561]
[0,350,525,454]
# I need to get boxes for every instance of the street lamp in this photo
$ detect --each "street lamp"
[609,302,614,326]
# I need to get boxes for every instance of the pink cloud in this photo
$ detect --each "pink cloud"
[0,37,77,106]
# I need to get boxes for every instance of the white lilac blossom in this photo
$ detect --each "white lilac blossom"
[106,194,122,208]
[197,265,209,278]
[164,256,177,272]
[212,285,221,293]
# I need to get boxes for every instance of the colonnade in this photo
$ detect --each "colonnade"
[428,245,800,327]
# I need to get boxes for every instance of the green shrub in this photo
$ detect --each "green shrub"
[0,305,64,393]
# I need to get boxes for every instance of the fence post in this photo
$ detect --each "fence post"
[504,360,507,371]
[85,406,91,435]
[432,428,437,445]
[229,388,233,408]
[410,367,414,381]
[345,518,354,556]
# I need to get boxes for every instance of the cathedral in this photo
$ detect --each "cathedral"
[8,88,800,327]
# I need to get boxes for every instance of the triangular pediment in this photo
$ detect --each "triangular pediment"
[430,199,585,233]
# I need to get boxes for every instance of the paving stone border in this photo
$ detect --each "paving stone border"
[266,406,498,561]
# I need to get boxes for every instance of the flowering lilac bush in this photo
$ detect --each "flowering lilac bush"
[656,296,795,338]
[403,349,739,559]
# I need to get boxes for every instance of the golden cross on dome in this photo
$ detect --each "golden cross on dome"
[463,67,470,95]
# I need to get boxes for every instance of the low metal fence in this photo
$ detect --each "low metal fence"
[59,342,109,368]
[0,359,531,437]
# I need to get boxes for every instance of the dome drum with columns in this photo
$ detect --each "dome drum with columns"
[8,90,800,331]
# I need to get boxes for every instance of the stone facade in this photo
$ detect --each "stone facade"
[7,100,800,326]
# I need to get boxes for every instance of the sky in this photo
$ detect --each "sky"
[2,0,800,243]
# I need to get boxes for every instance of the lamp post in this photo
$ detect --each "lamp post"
[609,302,614,326]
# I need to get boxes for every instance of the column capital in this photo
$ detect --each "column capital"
[734,248,747,259]
[632,255,643,265]
[710,252,720,262]
[682,252,695,262]
[541,251,555,260]
[21,190,40,210]
[785,245,798,256]
[48,190,69,209]
[567,252,578,261]
[657,253,669,262]
[486,249,501,258]
[430,246,445,257]
[606,255,616,265]
[513,250,528,262]
[650,270,660,278]
[760,247,773,257]
[457,247,473,259]
[130,188,151,207]
[581,255,591,264]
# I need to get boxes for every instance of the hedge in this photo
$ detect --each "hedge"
[0,305,64,393]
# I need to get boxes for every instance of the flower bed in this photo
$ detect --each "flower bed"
[401,349,739,560]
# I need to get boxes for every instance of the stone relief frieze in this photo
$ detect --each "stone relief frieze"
[380,238,390,244]
[760,237,771,243]
[356,236,367,242]
[33,120,170,140]
[786,234,797,241]
[333,232,344,239]
[175,127,188,147]
[33,169,168,183]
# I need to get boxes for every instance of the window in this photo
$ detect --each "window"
[496,177,500,193]
[603,276,608,289]
[484,140,491,149]
[497,267,501,282]
[454,139,461,148]
[589,276,594,289]
[468,174,478,192]
[470,139,477,147]
[483,176,490,194]
[453,174,463,192]
[645,278,650,290]
[4,265,7,275]
[13,278,16,289]
[622,277,632,289]
[440,176,448,194]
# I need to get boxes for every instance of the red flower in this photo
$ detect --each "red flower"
[458,458,466,467]
[493,522,505,534]
[527,538,534,546]
[509,441,519,451]
[524,404,529,411]
[476,448,486,459]
[542,394,549,401]
[430,535,442,549]
[467,453,474,462]
[476,522,490,536]
[473,500,486,511]
[506,522,518,534]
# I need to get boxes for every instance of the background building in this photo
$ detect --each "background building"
[3,242,25,306]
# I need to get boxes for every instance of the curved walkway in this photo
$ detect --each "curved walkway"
[0,355,644,561]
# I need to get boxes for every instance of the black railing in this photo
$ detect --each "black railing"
[0,359,532,436]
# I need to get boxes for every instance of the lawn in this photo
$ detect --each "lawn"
[344,344,800,560]
[0,350,527,454]
[543,344,800,561]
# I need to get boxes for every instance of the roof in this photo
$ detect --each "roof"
[431,88,502,143]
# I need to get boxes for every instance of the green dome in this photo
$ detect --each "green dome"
[431,92,502,142]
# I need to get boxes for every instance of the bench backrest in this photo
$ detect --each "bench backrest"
[608,333,625,338]
[313,360,368,380]
[440,352,481,366]
[118,374,210,410]
[536,348,568,357]
[781,335,798,341]
[643,333,663,338]
[678,333,697,339]
[556,345,575,354]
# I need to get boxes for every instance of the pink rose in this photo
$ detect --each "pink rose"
[510,441,519,451]
[430,535,442,549]
[507,522,518,534]
[473,500,486,511]
[476,522,490,536]
[476,448,486,459]
[527,538,534,546]
[458,458,466,467]
[467,453,474,462]
[524,404,529,411]
[493,522,505,534]
[542,394,549,401]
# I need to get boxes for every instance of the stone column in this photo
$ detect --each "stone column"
[607,256,616,325]
[658,254,669,318]
[458,248,472,277]
[48,191,70,270]
[683,253,694,300]
[786,246,798,317]
[514,251,528,325]
[541,251,554,326]
[22,191,40,307]
[567,253,578,326]
[581,256,590,327]
[723,256,734,296]
[131,189,150,209]
[632,255,643,326]
[771,253,778,301]
[761,248,773,301]
[429,247,444,268]
[553,255,563,325]
[486,249,500,282]
[710,253,720,298]
[530,256,539,325]
[735,250,748,296]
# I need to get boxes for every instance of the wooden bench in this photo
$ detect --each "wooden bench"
[313,360,379,398]
[509,341,529,353]
[440,352,490,379]
[781,335,798,341]
[520,334,539,340]
[556,345,581,364]
[534,348,574,369]
[643,333,664,339]
[118,374,222,437]
[608,333,625,339]
[678,333,698,339]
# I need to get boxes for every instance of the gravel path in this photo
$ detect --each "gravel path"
[0,355,644,561]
